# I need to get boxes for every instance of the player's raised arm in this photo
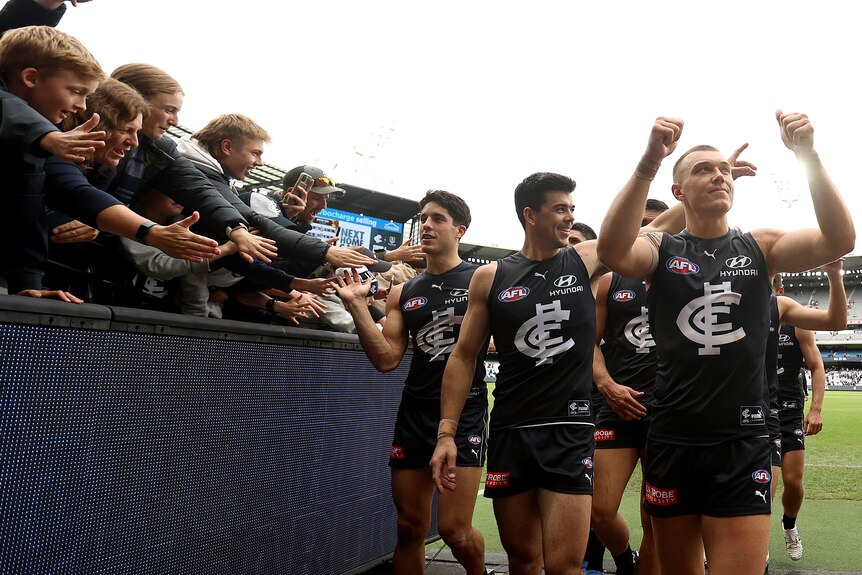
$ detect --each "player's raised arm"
[597,117,684,279]
[757,112,855,276]
[778,260,847,332]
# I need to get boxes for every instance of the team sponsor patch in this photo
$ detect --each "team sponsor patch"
[666,256,700,275]
[568,399,591,417]
[752,469,771,484]
[403,296,427,311]
[613,289,636,302]
[645,482,678,506]
[389,445,406,460]
[468,435,482,445]
[594,429,615,442]
[725,255,752,269]
[485,471,510,488]
[498,286,529,302]
[740,405,765,426]
[553,275,578,288]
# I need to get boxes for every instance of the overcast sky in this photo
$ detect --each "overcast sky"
[43,0,861,254]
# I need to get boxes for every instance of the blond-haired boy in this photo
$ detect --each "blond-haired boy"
[0,25,106,297]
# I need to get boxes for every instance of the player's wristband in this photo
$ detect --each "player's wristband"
[437,418,457,439]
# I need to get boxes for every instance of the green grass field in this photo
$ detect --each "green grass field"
[429,390,862,571]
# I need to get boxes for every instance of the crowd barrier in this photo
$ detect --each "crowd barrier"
[0,295,435,574]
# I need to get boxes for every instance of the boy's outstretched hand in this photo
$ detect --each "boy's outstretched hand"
[40,113,105,163]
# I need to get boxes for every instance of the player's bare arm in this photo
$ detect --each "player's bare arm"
[795,328,825,435]
[430,262,495,493]
[336,272,409,372]
[593,272,646,420]
[778,261,847,332]
[755,112,855,277]
[597,117,684,279]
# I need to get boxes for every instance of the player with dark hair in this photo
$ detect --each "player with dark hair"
[430,173,684,575]
[336,190,490,575]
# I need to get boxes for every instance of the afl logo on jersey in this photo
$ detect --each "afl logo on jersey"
[403,296,427,311]
[499,286,529,302]
[582,457,593,470]
[468,435,482,445]
[613,289,636,302]
[752,469,771,484]
[553,275,578,288]
[666,256,699,275]
[725,255,752,269]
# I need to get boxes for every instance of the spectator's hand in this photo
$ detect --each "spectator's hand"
[39,113,105,163]
[372,286,389,301]
[291,277,336,296]
[333,267,373,304]
[385,240,425,264]
[430,437,458,493]
[280,186,307,219]
[271,297,315,325]
[229,227,278,264]
[35,1,91,9]
[17,289,83,304]
[217,241,239,257]
[776,110,815,158]
[804,409,823,436]
[324,236,339,245]
[289,291,327,317]
[51,220,99,243]
[146,212,220,262]
[599,379,647,421]
[728,143,758,180]
[324,246,376,268]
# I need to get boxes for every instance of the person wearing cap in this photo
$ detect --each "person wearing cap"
[335,190,491,575]
[281,165,345,233]
[243,166,426,266]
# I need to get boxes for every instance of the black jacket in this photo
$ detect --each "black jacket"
[0,0,64,36]
[0,78,60,292]
[103,135,248,242]
[191,162,330,265]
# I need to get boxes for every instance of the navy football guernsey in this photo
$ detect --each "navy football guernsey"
[399,261,487,401]
[765,296,781,440]
[648,230,771,445]
[777,323,806,411]
[487,249,596,431]
[598,273,657,421]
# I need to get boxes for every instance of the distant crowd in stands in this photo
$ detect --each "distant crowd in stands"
[824,367,862,387]
[0,0,428,333]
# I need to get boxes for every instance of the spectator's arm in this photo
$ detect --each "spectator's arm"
[0,0,64,34]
